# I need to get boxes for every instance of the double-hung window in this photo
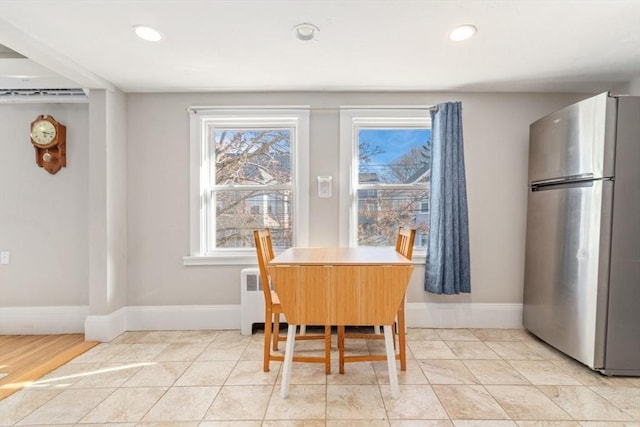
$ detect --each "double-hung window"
[339,108,431,256]
[186,108,309,265]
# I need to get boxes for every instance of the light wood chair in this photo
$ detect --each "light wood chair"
[253,229,332,373]
[337,226,416,373]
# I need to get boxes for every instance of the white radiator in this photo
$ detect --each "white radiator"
[240,268,263,335]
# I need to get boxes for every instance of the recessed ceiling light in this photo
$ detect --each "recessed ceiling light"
[133,25,163,42]
[449,24,477,41]
[293,23,319,41]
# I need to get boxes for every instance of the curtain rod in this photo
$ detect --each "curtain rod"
[186,105,439,113]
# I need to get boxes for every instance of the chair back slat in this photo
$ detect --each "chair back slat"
[254,229,276,306]
[395,227,416,260]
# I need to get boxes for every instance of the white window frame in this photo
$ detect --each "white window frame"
[184,107,310,265]
[339,107,431,261]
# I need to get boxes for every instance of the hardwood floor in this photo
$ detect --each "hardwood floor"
[0,334,98,400]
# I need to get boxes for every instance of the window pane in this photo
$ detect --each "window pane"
[357,190,429,248]
[215,190,292,248]
[358,129,431,184]
[214,129,291,185]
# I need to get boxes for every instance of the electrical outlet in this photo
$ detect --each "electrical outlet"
[0,251,10,265]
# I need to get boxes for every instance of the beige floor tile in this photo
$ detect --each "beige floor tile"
[325,384,385,420]
[550,359,633,387]
[174,361,236,386]
[521,340,567,361]
[452,421,517,426]
[225,360,280,385]
[470,329,528,342]
[27,362,104,389]
[515,422,582,426]
[275,361,328,385]
[538,385,633,421]
[431,385,510,420]
[153,342,208,361]
[201,421,262,427]
[71,362,147,388]
[328,361,377,384]
[9,328,640,426]
[197,338,250,361]
[590,386,640,420]
[462,360,530,385]
[79,387,167,423]
[579,422,640,427]
[485,385,571,420]
[373,359,429,385]
[172,330,220,343]
[406,328,441,341]
[109,343,170,362]
[264,421,325,427]
[436,329,480,341]
[16,388,115,425]
[265,384,326,420]
[408,340,457,359]
[205,385,273,421]
[508,361,582,385]
[485,341,546,360]
[326,421,390,427]
[142,386,220,422]
[390,421,453,426]
[0,389,62,425]
[66,343,130,364]
[123,361,190,387]
[383,384,449,420]
[445,342,501,360]
[418,359,480,384]
[240,340,267,361]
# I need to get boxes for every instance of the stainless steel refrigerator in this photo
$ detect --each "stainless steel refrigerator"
[523,92,640,376]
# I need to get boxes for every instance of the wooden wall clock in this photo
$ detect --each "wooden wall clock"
[30,114,66,174]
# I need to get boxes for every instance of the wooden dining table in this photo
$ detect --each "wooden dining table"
[268,246,413,398]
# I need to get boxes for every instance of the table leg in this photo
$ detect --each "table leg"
[384,325,399,399]
[280,324,297,398]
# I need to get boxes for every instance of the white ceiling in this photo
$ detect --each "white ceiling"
[0,0,639,94]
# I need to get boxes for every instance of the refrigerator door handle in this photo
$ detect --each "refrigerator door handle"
[531,174,614,191]
[531,173,594,187]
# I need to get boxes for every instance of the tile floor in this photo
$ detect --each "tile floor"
[1,328,639,426]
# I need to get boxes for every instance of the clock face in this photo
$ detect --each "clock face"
[31,119,57,146]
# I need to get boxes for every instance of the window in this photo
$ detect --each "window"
[339,108,431,254]
[186,108,309,264]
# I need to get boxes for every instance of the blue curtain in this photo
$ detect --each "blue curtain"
[425,102,471,294]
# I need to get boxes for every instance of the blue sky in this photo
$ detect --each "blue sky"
[359,128,431,167]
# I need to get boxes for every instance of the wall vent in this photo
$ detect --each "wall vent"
[0,88,88,103]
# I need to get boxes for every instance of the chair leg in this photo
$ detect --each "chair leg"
[263,311,273,372]
[337,325,345,374]
[324,324,331,374]
[272,313,280,351]
[280,324,297,399]
[384,325,400,399]
[398,297,407,371]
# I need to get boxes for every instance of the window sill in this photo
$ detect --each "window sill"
[183,254,256,266]
[184,251,425,267]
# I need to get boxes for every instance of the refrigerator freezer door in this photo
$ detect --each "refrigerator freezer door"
[523,180,612,369]
[528,92,616,184]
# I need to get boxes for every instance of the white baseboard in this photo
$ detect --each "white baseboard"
[84,307,127,342]
[406,302,524,328]
[0,306,88,334]
[126,305,240,331]
[0,303,522,340]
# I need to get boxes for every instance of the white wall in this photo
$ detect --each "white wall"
[0,91,598,335]
[0,103,89,307]
[126,91,586,309]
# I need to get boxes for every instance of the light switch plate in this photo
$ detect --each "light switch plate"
[0,251,9,265]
